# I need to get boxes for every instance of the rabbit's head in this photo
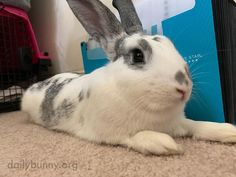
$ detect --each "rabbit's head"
[67,0,192,111]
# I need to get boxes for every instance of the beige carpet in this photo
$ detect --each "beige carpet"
[0,111,236,177]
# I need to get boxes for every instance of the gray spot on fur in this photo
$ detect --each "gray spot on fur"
[30,77,76,91]
[78,91,84,102]
[30,78,52,91]
[138,39,152,55]
[175,71,186,85]
[153,37,161,42]
[40,78,76,127]
[86,89,91,99]
[56,99,75,119]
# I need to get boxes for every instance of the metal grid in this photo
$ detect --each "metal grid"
[0,8,35,113]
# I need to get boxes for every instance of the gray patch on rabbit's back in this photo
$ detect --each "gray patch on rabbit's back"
[86,89,91,99]
[37,79,53,90]
[40,78,76,127]
[78,91,84,102]
[29,78,53,91]
[56,99,75,119]
[78,88,91,102]
[31,75,78,91]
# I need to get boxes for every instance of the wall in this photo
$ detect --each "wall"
[29,0,117,74]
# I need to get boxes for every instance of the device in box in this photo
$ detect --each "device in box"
[80,0,236,123]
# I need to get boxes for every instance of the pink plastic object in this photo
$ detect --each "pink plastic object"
[0,4,50,73]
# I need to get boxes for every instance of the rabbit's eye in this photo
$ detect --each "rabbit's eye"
[131,49,145,64]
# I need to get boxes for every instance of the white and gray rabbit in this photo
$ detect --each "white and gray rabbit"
[21,0,236,155]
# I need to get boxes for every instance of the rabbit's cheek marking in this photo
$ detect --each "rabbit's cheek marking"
[175,71,187,85]
[40,78,76,126]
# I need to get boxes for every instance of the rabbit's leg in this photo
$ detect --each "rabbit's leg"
[174,118,236,143]
[122,131,184,155]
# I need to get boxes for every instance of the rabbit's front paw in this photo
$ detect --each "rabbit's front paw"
[216,124,236,143]
[123,131,184,155]
[193,122,236,143]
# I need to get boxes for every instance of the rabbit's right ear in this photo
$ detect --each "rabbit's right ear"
[67,0,126,61]
[113,0,143,35]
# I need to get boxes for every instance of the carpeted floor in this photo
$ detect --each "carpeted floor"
[0,111,236,177]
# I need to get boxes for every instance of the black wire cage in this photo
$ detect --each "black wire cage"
[0,4,51,113]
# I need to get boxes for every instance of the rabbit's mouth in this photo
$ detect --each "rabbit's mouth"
[176,88,186,101]
[176,88,192,102]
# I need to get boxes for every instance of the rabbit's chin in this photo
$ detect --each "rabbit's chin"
[136,95,188,113]
[149,89,191,112]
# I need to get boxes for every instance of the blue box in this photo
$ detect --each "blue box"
[81,42,108,74]
[80,0,225,123]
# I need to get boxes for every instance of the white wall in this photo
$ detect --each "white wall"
[30,0,117,74]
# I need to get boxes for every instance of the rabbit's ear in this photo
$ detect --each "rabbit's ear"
[113,0,143,35]
[67,0,126,60]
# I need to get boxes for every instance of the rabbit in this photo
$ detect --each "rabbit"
[21,0,236,155]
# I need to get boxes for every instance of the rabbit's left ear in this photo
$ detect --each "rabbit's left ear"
[67,0,126,61]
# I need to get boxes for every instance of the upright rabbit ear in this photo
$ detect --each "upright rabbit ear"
[113,0,143,35]
[67,0,126,60]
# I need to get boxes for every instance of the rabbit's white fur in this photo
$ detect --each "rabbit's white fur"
[22,34,236,155]
[22,0,236,155]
